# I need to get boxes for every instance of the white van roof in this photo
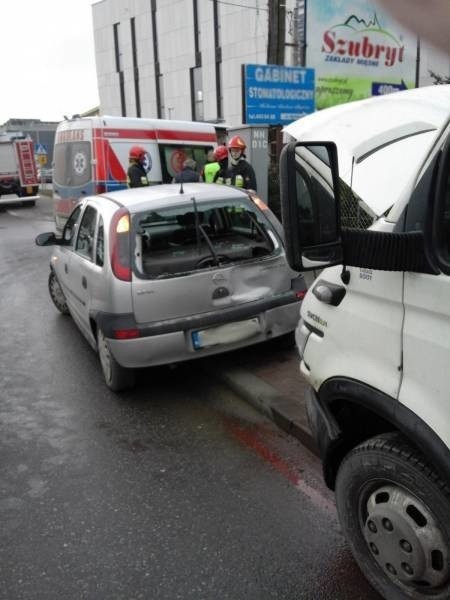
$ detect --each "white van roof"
[284,85,450,216]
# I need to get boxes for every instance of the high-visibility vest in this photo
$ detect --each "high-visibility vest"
[204,161,220,183]
[215,175,231,186]
[234,174,244,188]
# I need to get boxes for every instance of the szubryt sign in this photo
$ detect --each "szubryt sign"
[243,64,315,125]
[306,0,417,109]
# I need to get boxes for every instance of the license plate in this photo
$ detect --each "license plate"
[26,186,33,193]
[191,317,260,350]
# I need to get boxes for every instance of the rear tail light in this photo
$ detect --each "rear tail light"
[113,328,140,340]
[291,275,307,300]
[110,208,131,281]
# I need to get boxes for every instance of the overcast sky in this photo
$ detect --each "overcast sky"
[0,0,99,125]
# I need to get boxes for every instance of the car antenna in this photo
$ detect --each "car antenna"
[179,181,184,194]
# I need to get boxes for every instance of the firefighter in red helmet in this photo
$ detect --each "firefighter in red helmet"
[127,145,150,188]
[227,135,257,191]
[212,145,232,185]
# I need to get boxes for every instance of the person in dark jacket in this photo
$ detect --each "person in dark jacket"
[127,145,149,188]
[173,158,201,183]
[227,135,257,190]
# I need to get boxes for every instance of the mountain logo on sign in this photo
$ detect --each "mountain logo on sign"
[342,13,383,31]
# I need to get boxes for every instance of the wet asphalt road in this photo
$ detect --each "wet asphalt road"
[0,197,381,600]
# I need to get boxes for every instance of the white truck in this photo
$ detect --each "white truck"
[280,85,450,600]
[0,134,39,206]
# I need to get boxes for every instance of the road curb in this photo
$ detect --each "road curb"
[206,360,319,456]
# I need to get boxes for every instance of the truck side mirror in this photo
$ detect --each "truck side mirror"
[280,141,342,271]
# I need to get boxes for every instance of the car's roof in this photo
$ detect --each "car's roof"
[99,183,250,212]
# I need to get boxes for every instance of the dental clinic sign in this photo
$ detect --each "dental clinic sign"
[243,64,315,125]
[306,0,417,109]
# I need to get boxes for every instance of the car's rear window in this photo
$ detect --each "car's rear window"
[133,199,279,278]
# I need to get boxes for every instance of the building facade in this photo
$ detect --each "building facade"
[92,0,299,126]
[92,0,449,127]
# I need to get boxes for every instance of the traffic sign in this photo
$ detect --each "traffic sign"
[38,154,47,166]
[35,143,47,155]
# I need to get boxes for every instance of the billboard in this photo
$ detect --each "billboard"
[306,0,418,109]
[243,64,315,125]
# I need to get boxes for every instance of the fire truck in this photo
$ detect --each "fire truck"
[0,133,39,206]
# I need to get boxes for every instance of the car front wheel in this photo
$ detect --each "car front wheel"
[97,329,136,392]
[335,432,450,600]
[48,271,69,315]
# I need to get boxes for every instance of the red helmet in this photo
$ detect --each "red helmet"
[228,135,246,151]
[129,145,146,161]
[213,145,228,161]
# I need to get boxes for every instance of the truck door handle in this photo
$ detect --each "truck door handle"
[312,279,346,306]
[82,276,87,289]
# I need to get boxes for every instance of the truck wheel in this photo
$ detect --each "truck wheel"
[48,271,70,315]
[21,200,35,207]
[335,432,450,599]
[97,329,136,392]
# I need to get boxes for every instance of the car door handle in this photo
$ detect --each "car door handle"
[82,276,87,289]
[312,279,346,306]
[64,263,68,274]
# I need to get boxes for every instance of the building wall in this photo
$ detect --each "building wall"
[91,0,448,126]
[419,43,450,87]
[92,0,285,126]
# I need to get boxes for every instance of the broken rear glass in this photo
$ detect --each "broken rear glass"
[133,198,279,278]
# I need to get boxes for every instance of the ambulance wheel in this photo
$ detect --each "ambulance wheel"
[335,432,450,599]
[97,329,136,392]
[48,271,69,315]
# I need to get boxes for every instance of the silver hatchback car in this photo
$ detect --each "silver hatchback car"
[36,183,304,391]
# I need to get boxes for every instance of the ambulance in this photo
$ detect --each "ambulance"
[53,116,218,230]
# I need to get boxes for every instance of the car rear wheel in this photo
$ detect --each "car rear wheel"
[97,329,136,392]
[48,271,69,315]
[335,432,450,600]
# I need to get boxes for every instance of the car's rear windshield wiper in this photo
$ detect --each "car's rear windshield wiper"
[192,196,220,266]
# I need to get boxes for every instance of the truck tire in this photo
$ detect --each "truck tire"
[21,200,35,207]
[97,329,136,392]
[335,432,450,600]
[48,271,70,315]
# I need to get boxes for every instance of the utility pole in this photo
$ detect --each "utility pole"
[266,0,287,218]
[267,1,286,65]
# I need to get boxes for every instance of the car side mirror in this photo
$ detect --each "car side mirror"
[35,232,58,246]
